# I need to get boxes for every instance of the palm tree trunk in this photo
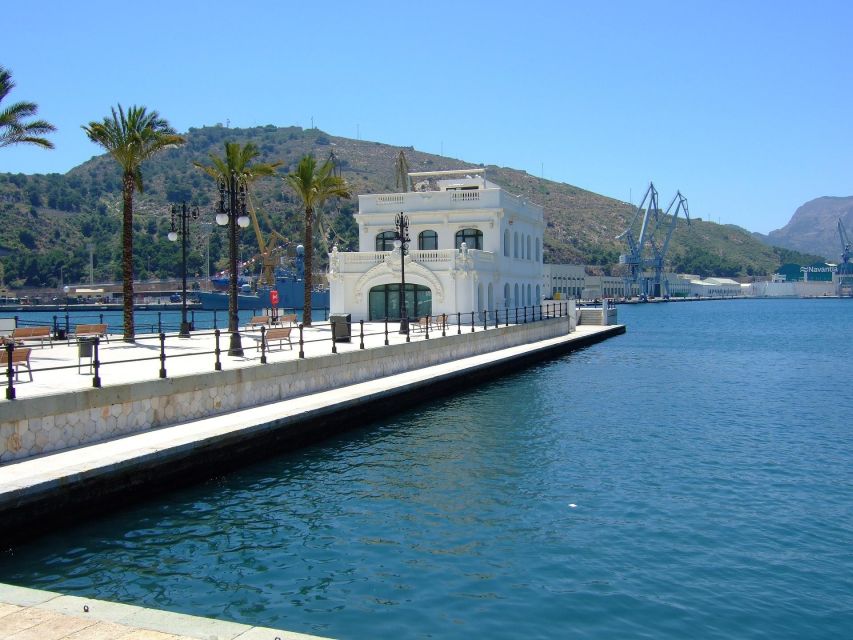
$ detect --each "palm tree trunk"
[121,172,136,342]
[303,207,313,326]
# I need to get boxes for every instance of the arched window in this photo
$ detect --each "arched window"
[504,283,510,307]
[514,232,519,258]
[418,230,438,250]
[375,231,396,251]
[503,229,510,256]
[455,228,483,250]
[527,236,532,261]
[535,238,541,262]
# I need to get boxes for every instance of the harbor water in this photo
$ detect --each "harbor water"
[1,298,851,639]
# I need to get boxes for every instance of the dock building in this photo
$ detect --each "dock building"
[328,169,545,321]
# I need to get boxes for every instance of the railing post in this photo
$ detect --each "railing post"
[158,332,167,378]
[384,317,389,346]
[99,313,104,324]
[5,343,15,400]
[359,320,365,349]
[53,315,58,336]
[471,311,475,333]
[259,325,267,364]
[213,310,219,330]
[214,329,222,371]
[92,338,102,388]
[405,314,411,343]
[515,307,518,324]
[331,320,337,353]
[158,311,162,334]
[441,314,447,337]
[64,311,70,335]
[298,323,305,358]
[457,312,461,335]
[425,317,429,340]
[483,310,488,331]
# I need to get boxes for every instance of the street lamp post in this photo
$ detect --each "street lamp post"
[215,172,251,356]
[394,211,410,334]
[168,202,199,338]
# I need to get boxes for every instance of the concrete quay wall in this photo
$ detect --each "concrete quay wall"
[1,318,569,463]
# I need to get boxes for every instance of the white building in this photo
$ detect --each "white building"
[328,169,545,322]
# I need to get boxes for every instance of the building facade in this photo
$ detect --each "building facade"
[328,169,545,322]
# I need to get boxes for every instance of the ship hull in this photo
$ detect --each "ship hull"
[196,280,329,311]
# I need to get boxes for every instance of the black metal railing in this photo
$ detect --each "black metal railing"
[2,303,571,400]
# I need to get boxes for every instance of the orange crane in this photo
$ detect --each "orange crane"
[246,188,289,287]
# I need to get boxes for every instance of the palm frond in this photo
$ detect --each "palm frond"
[0,66,55,150]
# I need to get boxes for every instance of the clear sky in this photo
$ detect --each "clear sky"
[2,0,851,234]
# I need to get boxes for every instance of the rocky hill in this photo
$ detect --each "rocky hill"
[0,125,825,288]
[759,196,853,262]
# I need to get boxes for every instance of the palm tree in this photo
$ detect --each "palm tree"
[285,155,351,325]
[0,66,55,149]
[83,105,184,341]
[194,142,281,334]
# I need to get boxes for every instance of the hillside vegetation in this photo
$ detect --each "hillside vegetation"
[0,125,823,288]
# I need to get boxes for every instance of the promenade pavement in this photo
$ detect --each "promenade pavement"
[2,318,497,400]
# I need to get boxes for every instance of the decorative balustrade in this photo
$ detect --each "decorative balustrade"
[335,249,494,270]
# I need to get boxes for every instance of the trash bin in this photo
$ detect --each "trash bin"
[78,336,97,374]
[78,336,96,357]
[329,313,351,342]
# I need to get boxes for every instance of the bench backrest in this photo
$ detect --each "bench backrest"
[279,314,297,324]
[266,327,292,339]
[75,324,107,334]
[248,316,270,325]
[0,347,31,364]
[12,326,50,338]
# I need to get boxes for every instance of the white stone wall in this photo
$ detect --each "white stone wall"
[1,319,570,463]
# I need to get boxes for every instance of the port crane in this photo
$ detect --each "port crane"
[617,182,690,298]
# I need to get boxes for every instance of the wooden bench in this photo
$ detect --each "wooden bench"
[0,347,33,381]
[261,327,292,351]
[278,314,297,326]
[246,315,270,330]
[73,324,109,342]
[11,326,52,348]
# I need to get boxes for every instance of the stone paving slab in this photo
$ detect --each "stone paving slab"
[0,583,332,640]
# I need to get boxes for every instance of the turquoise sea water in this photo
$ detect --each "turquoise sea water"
[2,298,851,639]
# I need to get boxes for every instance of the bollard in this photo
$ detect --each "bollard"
[441,314,447,337]
[298,323,305,358]
[384,317,389,346]
[457,312,461,335]
[260,326,267,364]
[214,329,222,371]
[158,332,167,378]
[91,338,102,388]
[5,343,15,400]
[331,320,337,353]
[471,311,475,333]
[360,320,365,349]
[425,318,429,340]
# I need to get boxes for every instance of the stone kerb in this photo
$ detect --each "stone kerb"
[1,319,566,463]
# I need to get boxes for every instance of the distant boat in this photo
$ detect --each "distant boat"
[196,275,329,311]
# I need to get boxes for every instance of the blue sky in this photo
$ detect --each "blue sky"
[2,0,851,234]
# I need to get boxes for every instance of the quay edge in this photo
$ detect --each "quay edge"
[0,324,624,546]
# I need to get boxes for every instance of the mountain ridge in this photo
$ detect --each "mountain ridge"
[0,124,826,288]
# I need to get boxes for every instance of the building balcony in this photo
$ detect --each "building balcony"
[358,188,542,221]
